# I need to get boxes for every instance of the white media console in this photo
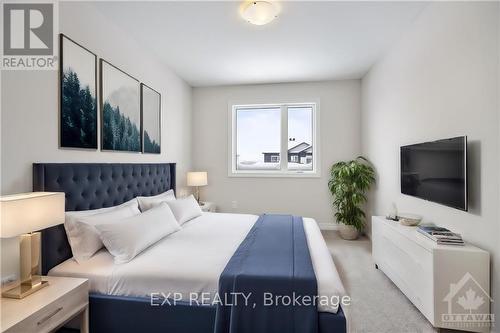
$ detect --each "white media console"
[372,216,491,333]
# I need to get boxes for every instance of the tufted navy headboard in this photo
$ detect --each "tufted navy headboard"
[33,163,176,274]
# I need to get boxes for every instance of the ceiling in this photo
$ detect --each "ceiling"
[93,1,426,87]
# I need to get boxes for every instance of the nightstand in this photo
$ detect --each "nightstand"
[1,276,89,333]
[200,201,217,212]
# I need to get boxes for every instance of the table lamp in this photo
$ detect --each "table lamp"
[0,192,65,299]
[187,172,208,203]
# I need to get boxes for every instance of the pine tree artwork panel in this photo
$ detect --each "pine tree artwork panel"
[60,34,98,149]
[141,83,161,154]
[100,59,141,152]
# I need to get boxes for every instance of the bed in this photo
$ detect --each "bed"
[33,163,347,333]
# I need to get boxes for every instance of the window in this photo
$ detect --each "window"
[235,106,281,171]
[229,102,319,176]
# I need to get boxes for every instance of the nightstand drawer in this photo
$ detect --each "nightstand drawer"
[3,278,88,333]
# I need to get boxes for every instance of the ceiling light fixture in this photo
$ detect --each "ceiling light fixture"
[240,1,279,26]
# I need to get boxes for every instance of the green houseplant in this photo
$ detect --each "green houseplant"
[328,156,375,240]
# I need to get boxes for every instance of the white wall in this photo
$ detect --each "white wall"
[361,1,499,324]
[0,2,192,279]
[192,80,361,227]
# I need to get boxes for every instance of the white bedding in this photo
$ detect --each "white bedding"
[49,212,346,314]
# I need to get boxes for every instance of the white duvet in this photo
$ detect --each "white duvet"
[49,212,346,314]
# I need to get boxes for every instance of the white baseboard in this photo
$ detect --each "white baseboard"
[318,223,339,231]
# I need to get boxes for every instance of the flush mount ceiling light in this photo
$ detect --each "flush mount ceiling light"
[240,1,279,26]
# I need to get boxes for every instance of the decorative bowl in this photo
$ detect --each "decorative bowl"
[398,213,422,226]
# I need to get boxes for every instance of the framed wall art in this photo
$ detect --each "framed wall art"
[60,34,98,149]
[141,84,161,154]
[100,59,141,152]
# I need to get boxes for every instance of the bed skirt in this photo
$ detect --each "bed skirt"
[88,293,346,333]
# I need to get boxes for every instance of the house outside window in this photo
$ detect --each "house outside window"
[229,102,319,177]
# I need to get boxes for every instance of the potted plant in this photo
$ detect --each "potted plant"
[328,156,375,240]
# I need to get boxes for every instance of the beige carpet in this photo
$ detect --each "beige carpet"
[322,231,439,333]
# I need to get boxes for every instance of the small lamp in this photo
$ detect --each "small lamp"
[187,172,208,203]
[0,192,65,299]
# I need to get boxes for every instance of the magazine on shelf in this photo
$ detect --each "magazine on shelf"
[416,225,464,245]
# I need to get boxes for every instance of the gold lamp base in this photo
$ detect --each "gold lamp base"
[2,280,48,299]
[1,232,47,299]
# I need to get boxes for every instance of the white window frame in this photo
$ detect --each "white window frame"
[228,101,320,178]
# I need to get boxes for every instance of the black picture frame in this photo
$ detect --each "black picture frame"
[141,83,161,154]
[100,59,142,153]
[59,34,98,149]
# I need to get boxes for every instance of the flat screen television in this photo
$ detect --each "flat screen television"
[400,136,467,211]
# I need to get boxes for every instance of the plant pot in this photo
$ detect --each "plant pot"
[339,225,360,240]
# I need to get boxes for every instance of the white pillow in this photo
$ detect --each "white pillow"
[95,203,181,264]
[64,198,140,263]
[166,195,202,225]
[65,198,138,224]
[137,189,176,212]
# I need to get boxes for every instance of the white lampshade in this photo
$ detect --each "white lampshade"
[187,172,208,187]
[0,192,65,238]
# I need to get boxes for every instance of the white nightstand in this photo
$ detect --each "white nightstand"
[1,276,89,333]
[200,201,217,212]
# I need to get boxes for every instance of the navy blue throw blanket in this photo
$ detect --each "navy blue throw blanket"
[214,214,318,333]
